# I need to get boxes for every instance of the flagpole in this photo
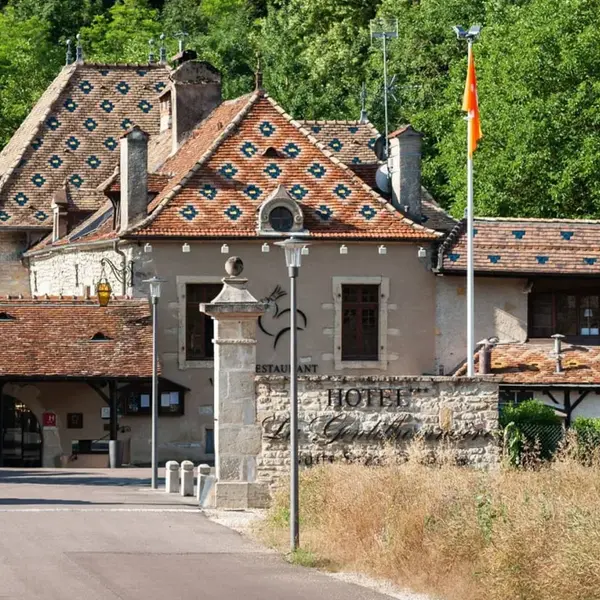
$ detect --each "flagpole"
[466,37,475,377]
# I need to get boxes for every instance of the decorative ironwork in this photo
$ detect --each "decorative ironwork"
[259,285,307,349]
[100,257,134,291]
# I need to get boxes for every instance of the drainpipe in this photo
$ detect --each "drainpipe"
[551,333,565,374]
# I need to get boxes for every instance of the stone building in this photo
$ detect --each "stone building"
[2,48,600,468]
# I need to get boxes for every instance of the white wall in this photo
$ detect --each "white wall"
[436,276,528,374]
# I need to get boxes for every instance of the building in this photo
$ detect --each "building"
[2,49,599,467]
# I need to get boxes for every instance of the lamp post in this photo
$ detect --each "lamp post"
[275,236,310,552]
[143,276,165,489]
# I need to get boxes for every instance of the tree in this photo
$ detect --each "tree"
[0,8,62,147]
[80,0,163,63]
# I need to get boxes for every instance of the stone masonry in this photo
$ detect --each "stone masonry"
[256,375,500,489]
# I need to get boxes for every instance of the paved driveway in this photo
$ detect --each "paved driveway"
[0,468,396,600]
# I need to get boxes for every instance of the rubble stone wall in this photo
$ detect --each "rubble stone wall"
[256,375,500,488]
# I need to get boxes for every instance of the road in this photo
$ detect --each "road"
[0,468,397,600]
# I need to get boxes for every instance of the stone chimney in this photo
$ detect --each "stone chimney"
[51,184,69,242]
[168,60,222,154]
[119,126,148,232]
[388,125,423,221]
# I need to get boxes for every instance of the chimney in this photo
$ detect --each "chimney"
[477,337,498,375]
[551,333,565,374]
[119,126,148,232]
[51,184,69,241]
[169,60,222,154]
[389,125,423,221]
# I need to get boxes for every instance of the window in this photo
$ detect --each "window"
[205,429,214,454]
[268,206,294,232]
[186,283,221,361]
[341,284,380,361]
[530,291,600,339]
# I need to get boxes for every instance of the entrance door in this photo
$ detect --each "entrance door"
[0,396,42,467]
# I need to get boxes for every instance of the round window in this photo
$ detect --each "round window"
[268,206,294,232]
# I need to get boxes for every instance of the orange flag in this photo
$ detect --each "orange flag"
[462,44,482,156]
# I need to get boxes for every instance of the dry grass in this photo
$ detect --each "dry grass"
[260,445,600,600]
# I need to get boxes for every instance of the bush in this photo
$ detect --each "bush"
[500,399,563,464]
[572,417,600,463]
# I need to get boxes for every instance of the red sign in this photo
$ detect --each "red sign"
[42,412,57,428]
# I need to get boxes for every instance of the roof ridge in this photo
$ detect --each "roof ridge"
[125,92,259,235]
[266,94,440,239]
[475,216,600,224]
[81,63,171,69]
[0,63,78,191]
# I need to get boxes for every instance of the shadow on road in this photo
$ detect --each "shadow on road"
[0,498,125,506]
[0,470,162,487]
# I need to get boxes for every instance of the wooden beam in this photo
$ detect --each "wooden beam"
[543,390,561,405]
[570,390,590,416]
[87,381,110,405]
[564,390,572,428]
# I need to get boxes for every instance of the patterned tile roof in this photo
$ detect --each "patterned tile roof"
[349,163,457,232]
[439,217,600,275]
[129,93,439,240]
[297,119,379,165]
[0,62,170,228]
[454,341,600,385]
[0,299,154,378]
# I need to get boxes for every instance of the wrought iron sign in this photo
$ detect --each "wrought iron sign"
[259,285,307,349]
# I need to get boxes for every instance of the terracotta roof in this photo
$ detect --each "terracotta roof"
[454,341,600,385]
[297,119,379,165]
[439,217,600,274]
[0,299,154,378]
[129,93,439,240]
[0,62,170,229]
[349,163,457,232]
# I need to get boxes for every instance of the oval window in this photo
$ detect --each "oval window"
[269,206,294,232]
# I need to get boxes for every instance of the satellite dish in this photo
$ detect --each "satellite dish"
[373,135,387,160]
[375,164,391,194]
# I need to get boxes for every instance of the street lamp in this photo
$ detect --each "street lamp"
[96,278,112,307]
[275,235,310,552]
[143,276,166,489]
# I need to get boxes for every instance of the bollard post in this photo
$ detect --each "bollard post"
[180,460,194,496]
[196,463,215,507]
[165,460,179,493]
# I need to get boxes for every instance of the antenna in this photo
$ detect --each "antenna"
[370,17,398,167]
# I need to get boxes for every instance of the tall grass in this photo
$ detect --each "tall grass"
[262,445,600,600]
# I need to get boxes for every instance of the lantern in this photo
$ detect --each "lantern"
[96,279,112,307]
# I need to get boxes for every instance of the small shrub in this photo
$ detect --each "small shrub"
[500,400,563,464]
[571,417,600,464]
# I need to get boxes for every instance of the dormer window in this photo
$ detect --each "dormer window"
[257,185,306,236]
[269,206,294,232]
[0,312,15,321]
[90,332,112,341]
[262,147,283,159]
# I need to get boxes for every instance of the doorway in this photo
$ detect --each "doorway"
[0,395,43,467]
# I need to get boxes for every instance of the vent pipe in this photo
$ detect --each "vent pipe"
[551,333,565,374]
[477,337,497,375]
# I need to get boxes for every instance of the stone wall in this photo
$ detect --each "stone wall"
[0,231,35,295]
[256,375,500,488]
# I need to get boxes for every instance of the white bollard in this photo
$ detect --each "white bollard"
[196,464,215,507]
[180,460,194,496]
[165,460,179,493]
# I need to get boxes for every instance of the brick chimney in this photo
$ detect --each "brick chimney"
[388,125,423,221]
[119,126,148,232]
[51,184,69,242]
[167,59,222,154]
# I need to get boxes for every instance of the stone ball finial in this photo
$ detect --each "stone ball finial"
[225,256,244,277]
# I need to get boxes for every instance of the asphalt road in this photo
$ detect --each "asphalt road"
[0,468,396,600]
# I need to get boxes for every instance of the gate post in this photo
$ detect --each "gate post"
[200,257,269,509]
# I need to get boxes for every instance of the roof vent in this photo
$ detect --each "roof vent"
[90,332,112,341]
[0,312,16,321]
[263,147,283,158]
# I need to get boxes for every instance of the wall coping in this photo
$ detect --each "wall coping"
[255,375,499,384]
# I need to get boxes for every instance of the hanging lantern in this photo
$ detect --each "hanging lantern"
[96,278,112,307]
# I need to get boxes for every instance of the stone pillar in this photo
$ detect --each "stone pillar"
[200,257,269,509]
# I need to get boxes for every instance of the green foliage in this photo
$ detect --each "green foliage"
[3,0,600,220]
[500,400,562,464]
[80,0,163,63]
[0,8,62,147]
[572,417,600,462]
